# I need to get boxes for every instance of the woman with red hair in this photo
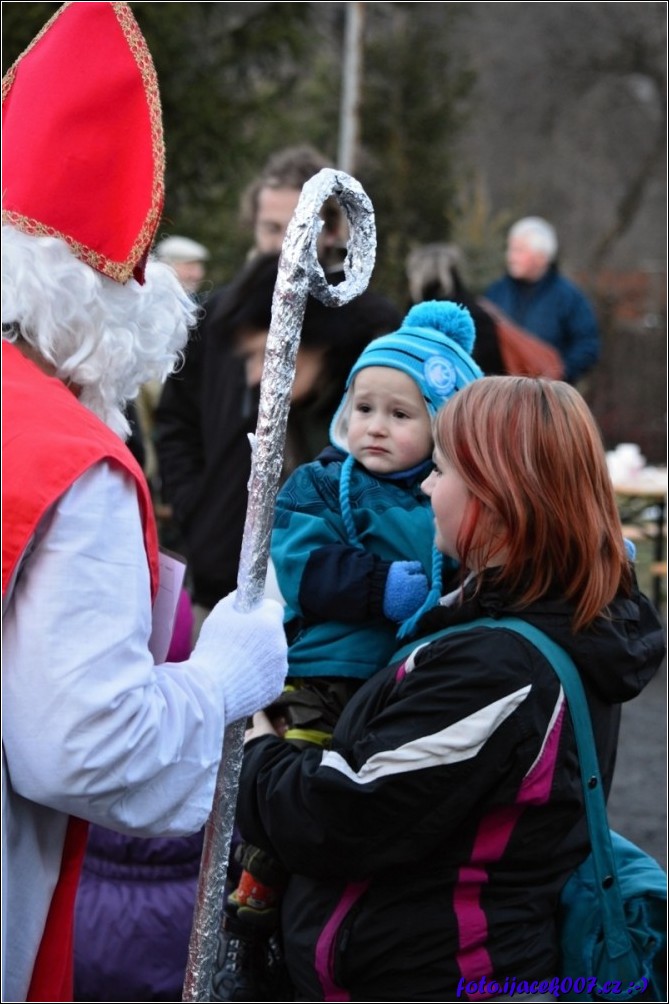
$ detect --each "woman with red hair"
[236,377,664,1001]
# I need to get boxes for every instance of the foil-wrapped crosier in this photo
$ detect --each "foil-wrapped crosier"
[183,169,377,1001]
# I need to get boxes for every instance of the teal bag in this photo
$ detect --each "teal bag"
[394,616,667,1002]
[559,831,666,1001]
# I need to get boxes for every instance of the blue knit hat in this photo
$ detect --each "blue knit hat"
[330,300,483,450]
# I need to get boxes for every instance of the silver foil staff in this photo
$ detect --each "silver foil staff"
[182,168,376,1001]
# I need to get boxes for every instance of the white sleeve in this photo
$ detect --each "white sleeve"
[2,462,228,836]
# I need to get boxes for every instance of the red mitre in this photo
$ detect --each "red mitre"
[1,2,164,285]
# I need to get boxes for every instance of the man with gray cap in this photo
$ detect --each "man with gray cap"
[154,234,210,296]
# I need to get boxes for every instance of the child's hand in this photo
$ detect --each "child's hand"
[269,713,290,738]
[244,710,279,744]
[383,560,429,622]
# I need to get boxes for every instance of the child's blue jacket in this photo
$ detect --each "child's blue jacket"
[271,447,443,680]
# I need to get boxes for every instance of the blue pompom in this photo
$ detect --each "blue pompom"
[403,301,476,355]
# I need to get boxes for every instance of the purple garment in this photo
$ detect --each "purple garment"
[74,588,201,1001]
[74,825,204,1001]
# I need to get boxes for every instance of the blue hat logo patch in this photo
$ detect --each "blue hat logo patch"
[423,355,457,399]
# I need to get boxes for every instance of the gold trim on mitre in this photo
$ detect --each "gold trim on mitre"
[1,2,165,285]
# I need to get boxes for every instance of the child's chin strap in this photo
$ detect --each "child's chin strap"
[338,453,360,545]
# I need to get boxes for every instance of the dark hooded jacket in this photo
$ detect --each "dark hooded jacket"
[238,573,664,1000]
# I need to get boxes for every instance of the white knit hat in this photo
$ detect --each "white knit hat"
[154,235,210,263]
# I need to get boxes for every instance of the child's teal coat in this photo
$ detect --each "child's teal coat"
[272,448,451,680]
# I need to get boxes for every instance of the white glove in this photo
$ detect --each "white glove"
[190,593,288,724]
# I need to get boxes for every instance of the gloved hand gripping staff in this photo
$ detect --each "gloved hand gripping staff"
[182,168,377,1001]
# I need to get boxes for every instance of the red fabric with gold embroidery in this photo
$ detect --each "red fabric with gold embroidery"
[1,2,164,284]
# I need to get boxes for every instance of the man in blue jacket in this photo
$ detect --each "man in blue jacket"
[485,216,600,383]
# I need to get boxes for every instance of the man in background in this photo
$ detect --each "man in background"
[485,216,600,384]
[155,145,400,642]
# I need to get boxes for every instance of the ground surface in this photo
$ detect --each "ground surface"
[607,649,667,869]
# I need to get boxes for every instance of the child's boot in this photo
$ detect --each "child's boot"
[228,867,279,932]
[211,912,268,1002]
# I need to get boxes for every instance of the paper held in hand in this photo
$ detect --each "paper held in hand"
[148,548,187,664]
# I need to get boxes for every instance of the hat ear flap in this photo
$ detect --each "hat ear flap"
[330,385,354,452]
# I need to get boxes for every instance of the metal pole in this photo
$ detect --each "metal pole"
[182,168,376,1001]
[338,1,365,174]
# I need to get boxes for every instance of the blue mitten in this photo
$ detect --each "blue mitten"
[383,561,429,623]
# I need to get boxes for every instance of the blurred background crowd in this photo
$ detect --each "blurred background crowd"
[3,4,665,1001]
[5,0,665,461]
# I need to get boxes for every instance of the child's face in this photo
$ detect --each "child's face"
[346,367,433,475]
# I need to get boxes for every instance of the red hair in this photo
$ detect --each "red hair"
[434,377,632,631]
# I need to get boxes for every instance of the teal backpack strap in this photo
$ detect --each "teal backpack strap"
[486,618,632,961]
[390,615,632,961]
[392,624,457,665]
[392,615,506,664]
